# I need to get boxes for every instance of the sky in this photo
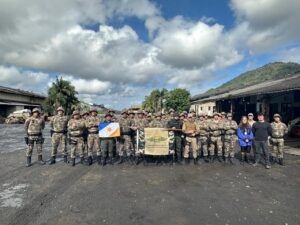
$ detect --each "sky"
[0,0,300,110]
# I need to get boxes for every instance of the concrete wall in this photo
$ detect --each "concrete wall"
[190,101,216,116]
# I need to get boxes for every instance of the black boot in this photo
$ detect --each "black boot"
[210,156,214,163]
[26,156,32,167]
[204,156,209,163]
[63,155,68,163]
[80,157,84,164]
[102,157,106,167]
[194,158,198,165]
[49,156,56,165]
[118,156,124,164]
[184,158,189,165]
[278,158,284,166]
[217,156,223,162]
[97,155,101,165]
[88,156,93,165]
[71,158,75,166]
[38,155,46,165]
[229,157,234,165]
[109,157,114,165]
[240,153,245,165]
[135,156,140,165]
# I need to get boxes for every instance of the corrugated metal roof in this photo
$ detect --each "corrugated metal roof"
[191,74,300,103]
[0,86,46,98]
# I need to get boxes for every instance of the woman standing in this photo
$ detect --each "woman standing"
[237,116,253,164]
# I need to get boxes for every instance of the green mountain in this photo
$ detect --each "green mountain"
[204,62,300,96]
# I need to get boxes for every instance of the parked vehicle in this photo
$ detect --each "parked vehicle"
[288,117,300,138]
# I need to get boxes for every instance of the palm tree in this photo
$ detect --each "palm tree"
[46,77,79,115]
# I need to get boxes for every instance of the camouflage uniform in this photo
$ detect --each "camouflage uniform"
[182,118,198,160]
[149,119,165,128]
[223,115,238,158]
[85,115,101,157]
[133,115,149,156]
[67,113,85,163]
[208,118,223,158]
[118,116,133,157]
[196,118,209,158]
[50,113,68,157]
[24,110,45,158]
[270,120,288,160]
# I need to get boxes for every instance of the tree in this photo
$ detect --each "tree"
[142,89,168,113]
[45,77,79,115]
[164,88,190,113]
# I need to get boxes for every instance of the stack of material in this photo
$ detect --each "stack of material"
[5,109,31,124]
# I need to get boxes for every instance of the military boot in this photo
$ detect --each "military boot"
[184,158,189,165]
[204,156,209,163]
[210,156,214,163]
[118,156,124,164]
[71,158,75,166]
[63,155,68,163]
[229,157,234,165]
[80,157,84,164]
[38,155,46,165]
[129,155,134,165]
[278,158,284,166]
[49,156,56,165]
[109,157,114,165]
[88,156,93,166]
[97,155,101,165]
[193,158,198,165]
[102,157,106,167]
[26,156,32,167]
[217,156,223,162]
[240,153,245,165]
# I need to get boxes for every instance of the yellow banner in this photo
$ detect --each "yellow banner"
[144,128,169,155]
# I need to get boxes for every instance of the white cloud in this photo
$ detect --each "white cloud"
[230,0,300,53]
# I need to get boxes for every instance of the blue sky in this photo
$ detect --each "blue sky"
[0,0,300,109]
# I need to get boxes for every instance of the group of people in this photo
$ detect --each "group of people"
[24,106,288,169]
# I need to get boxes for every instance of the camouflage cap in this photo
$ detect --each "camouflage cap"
[248,113,254,116]
[56,106,64,112]
[121,110,128,115]
[221,112,226,115]
[32,108,41,113]
[72,110,80,116]
[137,110,144,114]
[273,113,281,118]
[213,112,220,117]
[128,110,135,115]
[183,111,188,114]
[179,113,185,117]
[227,113,233,117]
[155,113,162,117]
[169,108,175,113]
[81,111,89,116]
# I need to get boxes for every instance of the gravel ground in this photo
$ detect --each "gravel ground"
[0,124,299,225]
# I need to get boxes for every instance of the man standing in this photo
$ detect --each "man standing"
[24,108,46,167]
[168,113,183,164]
[247,113,256,127]
[223,113,238,164]
[252,112,272,169]
[49,107,68,164]
[208,113,223,162]
[196,114,210,163]
[81,111,89,157]
[68,110,86,166]
[270,114,288,165]
[182,114,199,165]
[118,111,134,164]
[150,113,165,128]
[85,108,101,165]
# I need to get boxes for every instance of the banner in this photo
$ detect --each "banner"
[99,122,120,138]
[139,128,174,155]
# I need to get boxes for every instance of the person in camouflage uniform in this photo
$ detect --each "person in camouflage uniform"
[118,111,134,164]
[49,107,68,165]
[168,113,183,164]
[100,114,115,166]
[85,108,101,165]
[68,110,86,166]
[24,108,46,167]
[132,110,149,164]
[81,111,89,157]
[150,113,165,128]
[128,111,136,155]
[208,112,223,162]
[182,114,199,165]
[146,113,153,125]
[223,113,238,164]
[270,114,288,165]
[196,114,210,163]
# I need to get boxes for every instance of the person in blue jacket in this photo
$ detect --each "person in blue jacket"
[237,116,253,164]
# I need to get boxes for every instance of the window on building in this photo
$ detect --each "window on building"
[208,106,211,111]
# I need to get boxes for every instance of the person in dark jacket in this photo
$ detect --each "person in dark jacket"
[167,113,183,164]
[237,116,253,164]
[252,112,272,169]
